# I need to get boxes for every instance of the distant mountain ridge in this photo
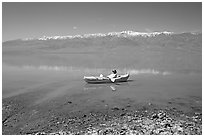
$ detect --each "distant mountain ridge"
[20,31,202,41]
[22,31,175,41]
[3,31,201,50]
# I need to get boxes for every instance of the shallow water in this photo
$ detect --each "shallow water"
[2,42,202,113]
[2,63,201,111]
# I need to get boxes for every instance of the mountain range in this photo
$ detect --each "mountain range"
[3,31,201,49]
[2,30,202,74]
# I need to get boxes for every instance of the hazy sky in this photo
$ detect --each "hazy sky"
[2,2,202,41]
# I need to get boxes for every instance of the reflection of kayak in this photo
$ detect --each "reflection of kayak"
[84,74,130,84]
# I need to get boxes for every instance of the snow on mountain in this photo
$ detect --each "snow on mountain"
[22,31,175,41]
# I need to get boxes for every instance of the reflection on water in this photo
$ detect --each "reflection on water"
[83,84,118,91]
[83,80,132,91]
[110,85,116,91]
[3,64,171,76]
[2,63,202,107]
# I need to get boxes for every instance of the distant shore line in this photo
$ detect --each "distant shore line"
[3,64,172,75]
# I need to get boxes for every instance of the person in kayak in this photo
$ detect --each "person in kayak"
[107,69,118,79]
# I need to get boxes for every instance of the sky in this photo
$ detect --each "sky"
[2,2,202,42]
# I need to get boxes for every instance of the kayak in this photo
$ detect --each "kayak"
[84,74,130,84]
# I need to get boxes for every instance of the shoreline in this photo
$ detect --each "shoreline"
[2,90,202,135]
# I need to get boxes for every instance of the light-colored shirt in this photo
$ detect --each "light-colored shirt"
[107,73,117,79]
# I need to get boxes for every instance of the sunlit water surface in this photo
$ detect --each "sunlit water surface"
[3,64,201,110]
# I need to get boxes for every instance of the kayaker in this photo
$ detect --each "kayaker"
[107,69,118,79]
